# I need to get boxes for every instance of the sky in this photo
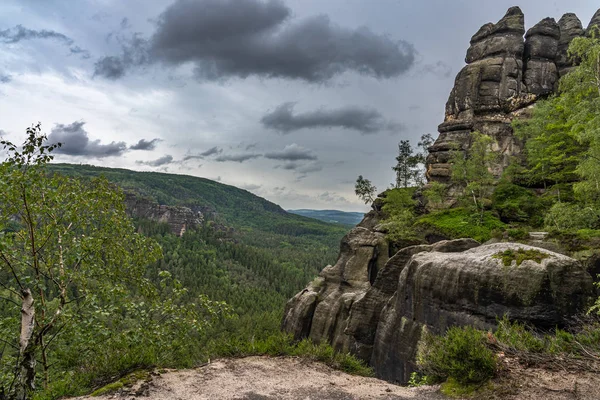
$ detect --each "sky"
[0,0,598,212]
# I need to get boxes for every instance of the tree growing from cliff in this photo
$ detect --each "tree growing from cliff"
[355,175,377,204]
[451,132,498,223]
[393,140,420,188]
[392,134,434,188]
[0,124,228,397]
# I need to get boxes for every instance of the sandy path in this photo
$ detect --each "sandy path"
[79,356,444,400]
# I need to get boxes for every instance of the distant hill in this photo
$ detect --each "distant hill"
[48,164,348,235]
[288,209,365,226]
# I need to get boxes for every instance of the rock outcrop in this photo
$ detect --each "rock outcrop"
[426,7,598,183]
[282,219,594,383]
[124,192,202,236]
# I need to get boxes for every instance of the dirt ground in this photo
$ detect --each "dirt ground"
[75,356,600,400]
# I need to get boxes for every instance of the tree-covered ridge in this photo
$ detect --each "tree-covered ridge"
[47,163,347,235]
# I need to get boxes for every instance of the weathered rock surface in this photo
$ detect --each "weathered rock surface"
[283,222,594,384]
[426,7,595,183]
[372,242,592,382]
[124,192,202,236]
[557,13,584,76]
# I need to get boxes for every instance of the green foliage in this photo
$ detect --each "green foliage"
[47,163,345,237]
[451,132,499,223]
[492,248,550,267]
[355,175,377,204]
[491,182,542,225]
[416,326,497,385]
[544,202,599,230]
[415,208,505,242]
[90,371,149,396]
[440,378,485,398]
[393,140,421,188]
[494,317,545,353]
[506,228,530,241]
[407,372,435,387]
[494,316,600,357]
[513,97,583,187]
[392,134,433,188]
[202,331,373,377]
[423,181,448,210]
[0,127,231,398]
[379,188,419,241]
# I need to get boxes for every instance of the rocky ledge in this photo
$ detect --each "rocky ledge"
[282,218,594,383]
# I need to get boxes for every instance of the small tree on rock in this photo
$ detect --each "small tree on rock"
[355,175,377,204]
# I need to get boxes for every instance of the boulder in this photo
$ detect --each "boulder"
[283,233,594,384]
[371,243,593,382]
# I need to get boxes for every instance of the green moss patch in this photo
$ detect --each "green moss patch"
[492,248,550,267]
[90,371,149,396]
[415,208,505,243]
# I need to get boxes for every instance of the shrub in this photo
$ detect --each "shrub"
[380,188,419,241]
[544,202,599,230]
[494,317,545,352]
[491,183,541,225]
[506,228,529,241]
[416,326,497,385]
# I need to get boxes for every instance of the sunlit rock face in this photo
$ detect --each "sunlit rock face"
[426,7,596,183]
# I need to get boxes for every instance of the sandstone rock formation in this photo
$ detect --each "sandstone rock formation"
[426,7,598,182]
[124,192,202,236]
[282,217,594,383]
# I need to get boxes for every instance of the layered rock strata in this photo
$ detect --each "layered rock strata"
[282,220,594,383]
[426,7,600,182]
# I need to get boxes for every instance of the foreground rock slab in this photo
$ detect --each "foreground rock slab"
[77,356,443,400]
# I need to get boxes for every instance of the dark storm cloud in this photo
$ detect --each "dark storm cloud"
[261,103,404,134]
[69,46,91,60]
[0,73,11,84]
[94,0,416,82]
[200,146,223,157]
[264,143,317,161]
[276,160,323,180]
[0,25,91,60]
[130,138,162,150]
[120,18,132,30]
[136,155,174,167]
[182,146,223,161]
[94,34,148,80]
[47,121,127,158]
[0,25,73,45]
[215,152,261,162]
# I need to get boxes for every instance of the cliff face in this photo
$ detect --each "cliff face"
[426,7,598,182]
[282,208,594,383]
[124,192,203,236]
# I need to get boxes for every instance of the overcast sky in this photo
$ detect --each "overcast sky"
[0,0,597,212]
